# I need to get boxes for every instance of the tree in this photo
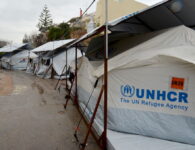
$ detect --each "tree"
[48,23,71,41]
[37,5,53,33]
[21,32,48,48]
[22,34,29,43]
[59,23,71,39]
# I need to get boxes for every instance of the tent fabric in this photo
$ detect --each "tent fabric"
[1,56,11,69]
[94,25,195,77]
[107,130,195,150]
[10,50,37,64]
[32,39,74,52]
[74,26,195,145]
[35,47,82,78]
[11,50,37,70]
[26,58,39,74]
[35,63,52,79]
[53,47,82,76]
[86,32,131,59]
[0,43,28,53]
[86,31,165,60]
[1,50,37,70]
[78,101,195,150]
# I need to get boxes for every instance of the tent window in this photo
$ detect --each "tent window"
[42,59,50,66]
[45,59,50,66]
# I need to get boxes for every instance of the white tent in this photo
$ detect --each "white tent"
[31,39,82,79]
[11,50,37,70]
[35,47,82,79]
[0,43,27,53]
[73,25,195,149]
[53,47,82,78]
[1,50,37,70]
[0,43,34,70]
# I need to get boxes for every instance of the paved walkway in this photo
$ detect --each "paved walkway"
[0,70,99,150]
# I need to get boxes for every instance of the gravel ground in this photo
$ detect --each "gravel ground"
[0,70,100,150]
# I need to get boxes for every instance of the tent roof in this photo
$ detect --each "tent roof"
[32,39,74,53]
[110,0,195,33]
[93,26,195,77]
[39,46,80,60]
[11,50,38,59]
[68,0,195,47]
[0,43,29,53]
[86,32,143,60]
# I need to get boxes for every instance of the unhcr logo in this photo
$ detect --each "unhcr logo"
[120,85,188,103]
[121,85,135,97]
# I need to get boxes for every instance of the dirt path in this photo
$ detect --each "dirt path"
[0,70,99,150]
[0,70,13,96]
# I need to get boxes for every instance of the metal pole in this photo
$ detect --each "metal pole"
[51,41,54,78]
[52,49,54,65]
[26,49,30,70]
[54,61,67,90]
[103,0,108,149]
[54,49,68,90]
[81,85,104,150]
[105,0,109,58]
[74,45,78,105]
[66,48,68,90]
[10,44,12,70]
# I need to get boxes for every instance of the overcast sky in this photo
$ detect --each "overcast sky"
[0,0,162,43]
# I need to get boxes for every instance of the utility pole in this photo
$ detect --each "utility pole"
[103,0,108,149]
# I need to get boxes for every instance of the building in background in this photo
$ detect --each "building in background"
[95,0,148,26]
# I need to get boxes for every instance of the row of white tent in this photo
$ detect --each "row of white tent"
[27,39,82,79]
[0,40,82,79]
[1,0,195,149]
